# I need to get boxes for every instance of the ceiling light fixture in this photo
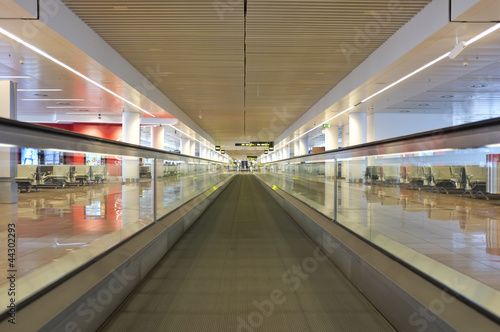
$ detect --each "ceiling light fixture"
[22,98,85,101]
[46,106,103,109]
[66,112,116,115]
[0,27,155,117]
[18,88,63,92]
[0,76,31,79]
[266,23,500,160]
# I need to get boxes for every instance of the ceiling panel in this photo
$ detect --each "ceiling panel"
[60,0,432,151]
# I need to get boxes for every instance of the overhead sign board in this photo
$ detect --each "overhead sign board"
[235,142,274,147]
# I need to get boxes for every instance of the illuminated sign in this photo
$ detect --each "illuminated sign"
[322,124,331,128]
[235,142,274,147]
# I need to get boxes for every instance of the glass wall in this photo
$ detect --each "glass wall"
[257,120,500,318]
[0,121,230,311]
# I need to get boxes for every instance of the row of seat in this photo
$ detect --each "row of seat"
[15,165,107,192]
[365,165,490,199]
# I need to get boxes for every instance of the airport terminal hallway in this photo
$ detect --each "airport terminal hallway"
[98,174,394,331]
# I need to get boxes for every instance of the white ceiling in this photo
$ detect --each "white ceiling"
[1,0,500,160]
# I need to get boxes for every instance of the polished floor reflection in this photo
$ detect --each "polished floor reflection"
[0,172,229,303]
[256,173,500,291]
[0,181,153,287]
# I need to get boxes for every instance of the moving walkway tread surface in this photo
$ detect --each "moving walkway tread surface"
[99,174,394,331]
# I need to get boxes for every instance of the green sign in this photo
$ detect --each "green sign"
[322,124,331,128]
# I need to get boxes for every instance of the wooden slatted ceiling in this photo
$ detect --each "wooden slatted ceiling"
[61,0,431,145]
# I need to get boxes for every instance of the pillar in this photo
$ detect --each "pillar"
[324,125,339,151]
[122,111,141,182]
[349,113,367,146]
[181,138,191,156]
[152,126,164,150]
[190,140,196,157]
[367,113,374,143]
[349,112,367,182]
[299,137,308,156]
[0,81,17,203]
[282,146,290,159]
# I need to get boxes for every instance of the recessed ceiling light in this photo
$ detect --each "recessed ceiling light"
[441,95,455,98]
[418,103,431,107]
[470,83,486,88]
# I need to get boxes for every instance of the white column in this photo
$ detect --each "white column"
[0,81,17,203]
[152,126,164,150]
[299,137,308,156]
[367,113,374,143]
[122,111,141,182]
[325,125,339,151]
[342,123,349,148]
[349,112,367,146]
[181,138,190,155]
[282,147,290,159]
[190,140,196,157]
[349,112,367,182]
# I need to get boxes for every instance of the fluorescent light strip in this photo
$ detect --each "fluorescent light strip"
[360,52,450,103]
[0,76,31,79]
[167,124,229,160]
[0,27,155,117]
[22,98,85,101]
[18,88,63,92]
[270,23,500,158]
[46,106,102,109]
[465,23,500,46]
[66,112,116,115]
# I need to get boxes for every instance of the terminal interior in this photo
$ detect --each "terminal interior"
[1,0,500,331]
